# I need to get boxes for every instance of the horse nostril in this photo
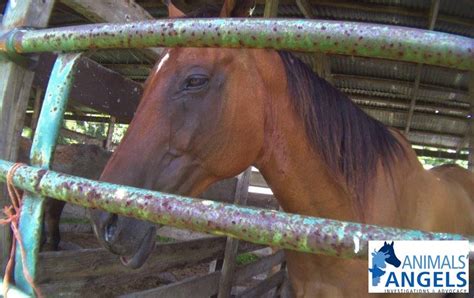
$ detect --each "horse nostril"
[104,214,118,243]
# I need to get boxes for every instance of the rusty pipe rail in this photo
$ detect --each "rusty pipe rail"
[0,19,472,70]
[1,160,472,260]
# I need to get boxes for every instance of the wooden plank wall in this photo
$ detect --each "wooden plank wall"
[38,237,263,296]
[0,0,55,272]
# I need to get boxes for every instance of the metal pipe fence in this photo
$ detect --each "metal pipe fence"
[0,19,472,70]
[0,15,472,297]
[1,160,472,260]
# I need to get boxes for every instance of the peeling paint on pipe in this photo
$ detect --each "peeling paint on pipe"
[0,161,472,260]
[0,19,472,70]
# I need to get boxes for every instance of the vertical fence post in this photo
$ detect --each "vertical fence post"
[0,0,55,274]
[105,116,116,150]
[264,0,279,18]
[14,53,83,295]
[216,168,251,298]
[31,88,43,132]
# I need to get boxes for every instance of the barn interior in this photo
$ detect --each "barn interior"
[0,0,472,296]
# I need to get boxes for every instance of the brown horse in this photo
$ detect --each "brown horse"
[19,138,111,250]
[89,1,474,297]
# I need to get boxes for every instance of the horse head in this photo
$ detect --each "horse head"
[89,0,272,268]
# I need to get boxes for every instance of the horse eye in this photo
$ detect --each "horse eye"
[184,75,208,91]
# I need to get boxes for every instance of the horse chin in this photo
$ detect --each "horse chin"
[119,227,156,269]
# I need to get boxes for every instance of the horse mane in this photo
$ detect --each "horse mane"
[278,51,405,213]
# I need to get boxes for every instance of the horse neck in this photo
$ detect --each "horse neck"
[255,91,358,222]
[254,90,424,224]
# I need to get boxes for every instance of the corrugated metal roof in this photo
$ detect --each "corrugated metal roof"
[328,55,469,90]
[408,131,462,148]
[363,108,467,135]
[334,75,469,104]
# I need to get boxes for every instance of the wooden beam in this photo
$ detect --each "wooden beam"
[120,272,221,298]
[60,128,105,146]
[216,168,251,298]
[120,249,285,298]
[59,0,161,61]
[30,88,43,131]
[33,53,142,122]
[264,0,279,17]
[234,250,285,284]
[0,0,55,273]
[404,0,440,134]
[38,237,225,282]
[404,63,423,134]
[427,0,441,30]
[237,270,285,298]
[105,116,116,149]
[296,0,314,19]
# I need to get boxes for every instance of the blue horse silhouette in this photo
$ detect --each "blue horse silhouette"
[369,241,401,286]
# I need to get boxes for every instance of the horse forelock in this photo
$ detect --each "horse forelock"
[277,51,406,216]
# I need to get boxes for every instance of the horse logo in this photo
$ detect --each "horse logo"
[369,241,401,286]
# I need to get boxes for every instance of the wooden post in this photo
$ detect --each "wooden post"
[59,0,162,61]
[0,0,55,273]
[215,168,251,298]
[31,88,43,132]
[212,4,281,295]
[404,0,440,134]
[105,116,116,150]
[296,0,314,19]
[264,0,279,17]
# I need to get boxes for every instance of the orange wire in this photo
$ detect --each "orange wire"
[1,163,43,298]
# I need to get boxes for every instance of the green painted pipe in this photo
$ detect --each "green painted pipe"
[0,19,472,70]
[0,161,472,261]
[14,53,82,296]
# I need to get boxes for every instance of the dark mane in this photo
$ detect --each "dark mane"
[278,51,405,214]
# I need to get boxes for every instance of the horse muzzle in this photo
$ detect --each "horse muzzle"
[90,210,157,269]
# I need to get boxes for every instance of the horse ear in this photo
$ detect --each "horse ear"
[220,0,255,17]
[390,241,394,246]
[384,241,387,245]
[163,0,185,18]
